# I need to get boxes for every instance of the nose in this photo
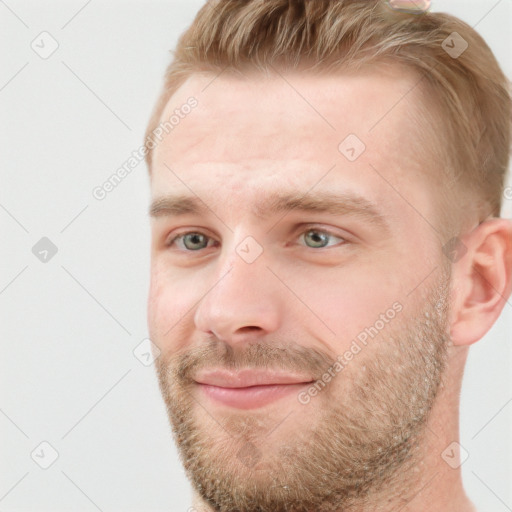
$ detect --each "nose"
[193,244,282,344]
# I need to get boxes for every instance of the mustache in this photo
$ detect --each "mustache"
[162,337,338,384]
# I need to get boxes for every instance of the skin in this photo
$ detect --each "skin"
[147,64,512,512]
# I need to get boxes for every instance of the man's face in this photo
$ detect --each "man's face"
[147,66,453,511]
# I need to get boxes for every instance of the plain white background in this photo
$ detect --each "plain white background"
[0,1,511,511]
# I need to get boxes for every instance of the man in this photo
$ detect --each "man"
[144,1,512,510]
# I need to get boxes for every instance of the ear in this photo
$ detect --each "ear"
[449,218,512,346]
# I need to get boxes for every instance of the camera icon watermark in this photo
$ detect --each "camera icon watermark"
[236,236,263,264]
[338,134,366,162]
[441,441,469,469]
[237,441,262,468]
[442,237,467,263]
[133,338,161,366]
[32,237,58,263]
[31,441,59,469]
[442,32,468,59]
[31,31,59,60]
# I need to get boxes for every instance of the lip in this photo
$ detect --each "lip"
[194,369,315,409]
[194,369,314,388]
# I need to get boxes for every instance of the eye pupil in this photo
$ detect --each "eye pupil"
[305,230,329,248]
[184,233,207,250]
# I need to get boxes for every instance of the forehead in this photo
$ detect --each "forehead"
[151,66,438,231]
[156,65,426,159]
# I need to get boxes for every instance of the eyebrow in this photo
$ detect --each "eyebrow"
[149,190,390,231]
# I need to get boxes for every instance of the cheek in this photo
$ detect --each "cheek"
[147,263,198,350]
[310,285,392,337]
[292,265,404,348]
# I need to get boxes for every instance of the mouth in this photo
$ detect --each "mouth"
[193,369,315,409]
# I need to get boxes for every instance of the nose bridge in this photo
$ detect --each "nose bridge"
[193,237,281,341]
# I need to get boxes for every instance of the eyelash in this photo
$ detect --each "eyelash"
[165,226,348,252]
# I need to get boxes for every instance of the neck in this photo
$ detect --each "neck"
[190,346,476,512]
[380,344,475,512]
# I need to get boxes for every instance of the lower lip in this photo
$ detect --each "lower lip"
[197,382,312,409]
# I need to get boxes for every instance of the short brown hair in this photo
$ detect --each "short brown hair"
[145,0,511,228]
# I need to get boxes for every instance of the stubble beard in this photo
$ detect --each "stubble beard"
[154,267,451,512]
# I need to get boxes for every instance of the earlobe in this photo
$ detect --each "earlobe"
[449,218,512,347]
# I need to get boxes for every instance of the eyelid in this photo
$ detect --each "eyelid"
[294,224,350,242]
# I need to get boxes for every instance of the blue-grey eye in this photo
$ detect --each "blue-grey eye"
[180,232,210,251]
[302,229,343,248]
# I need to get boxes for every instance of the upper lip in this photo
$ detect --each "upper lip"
[194,369,315,388]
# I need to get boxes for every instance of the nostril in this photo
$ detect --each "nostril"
[238,326,261,333]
